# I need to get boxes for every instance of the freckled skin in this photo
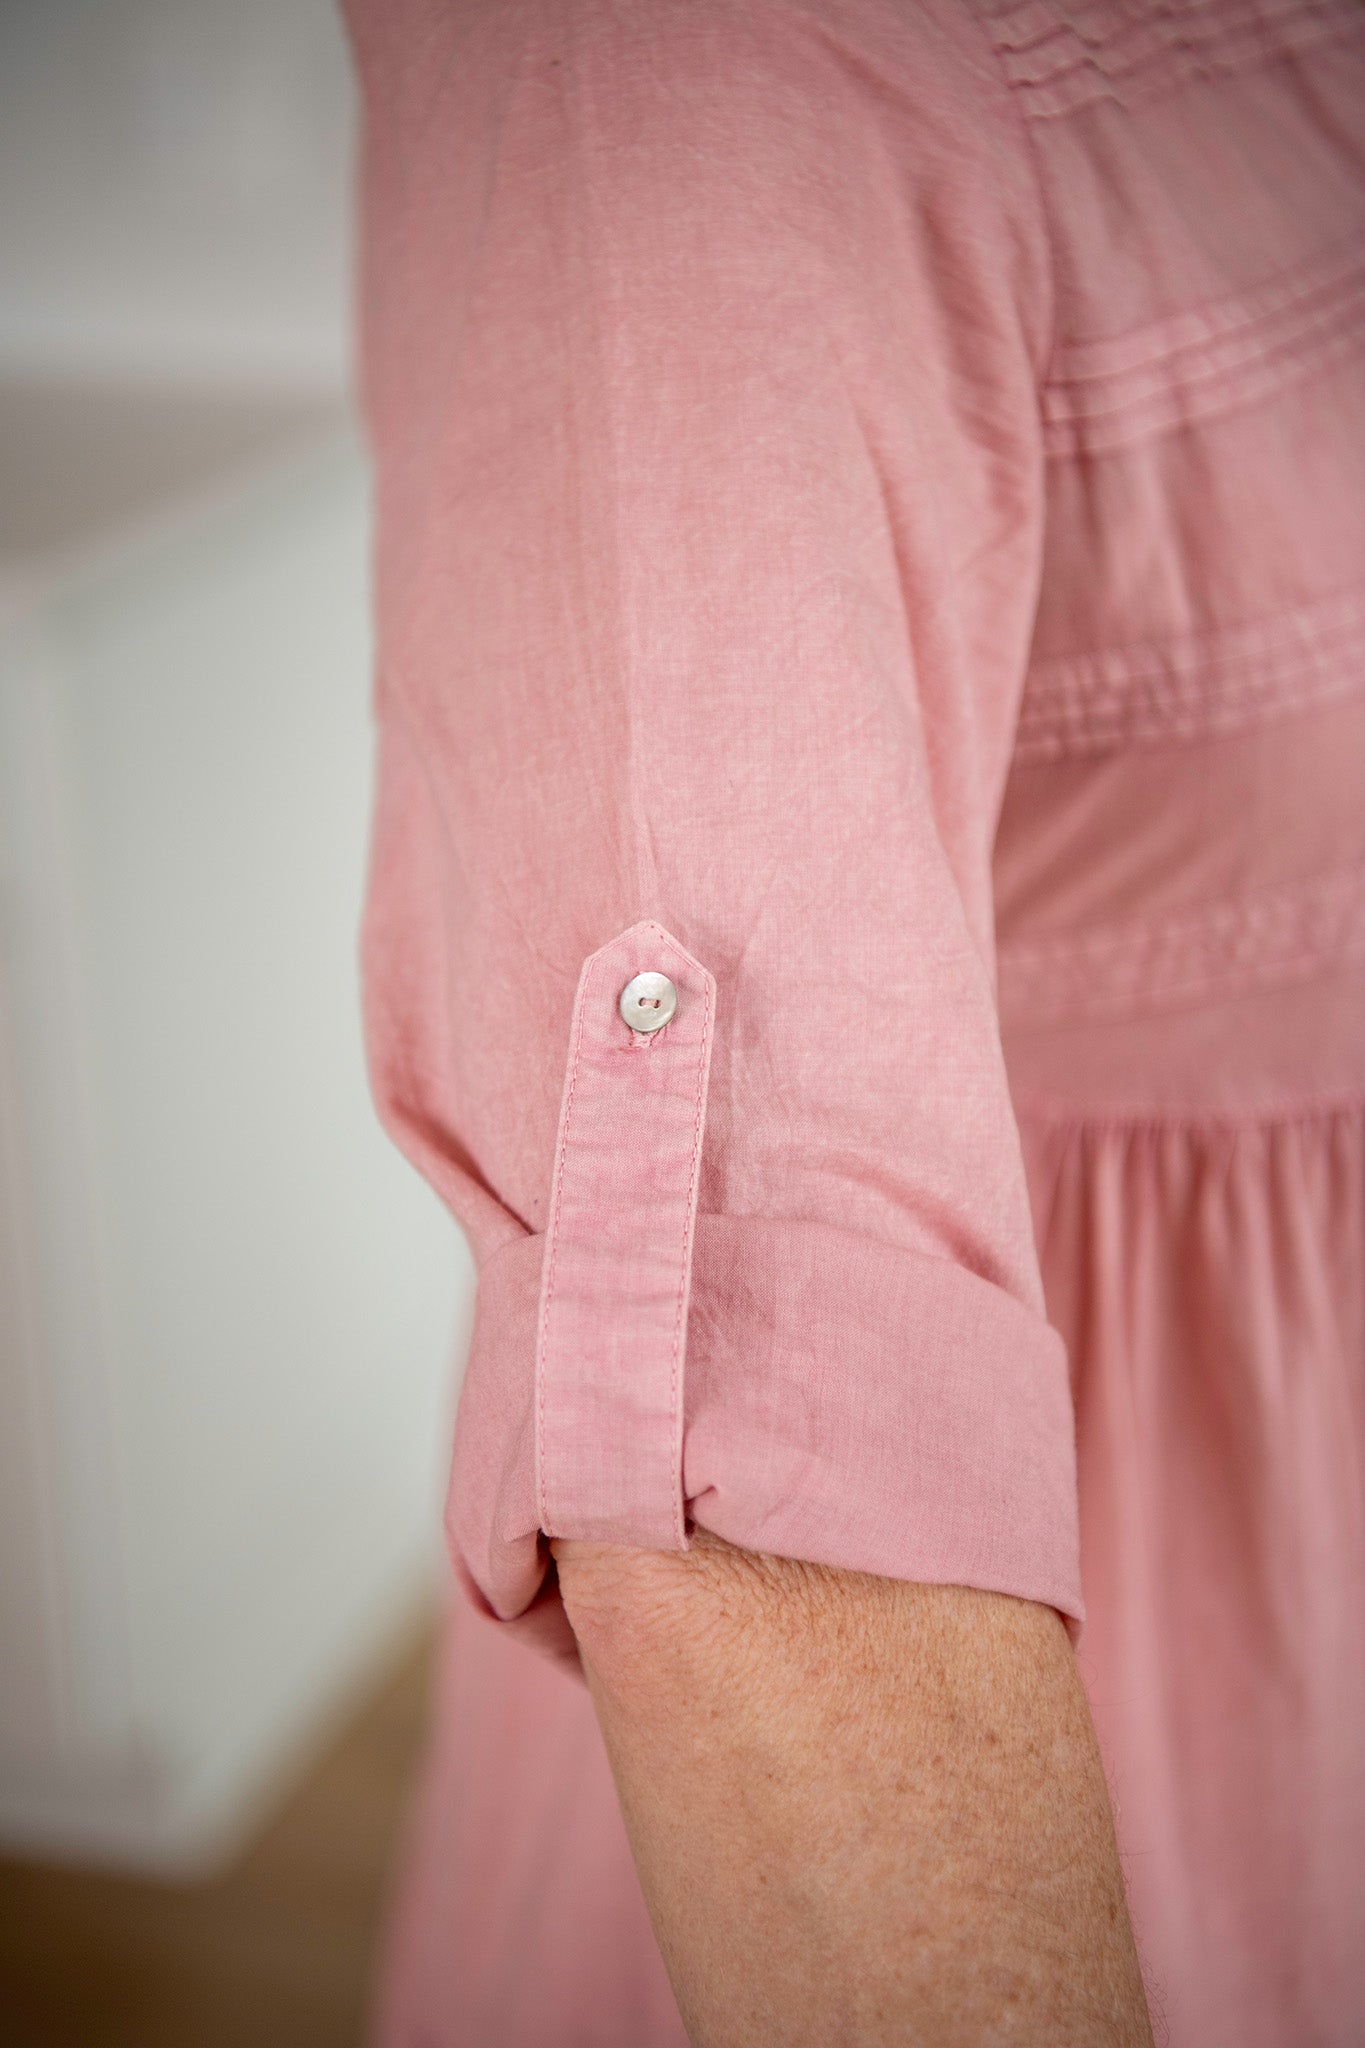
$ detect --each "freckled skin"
[554,1529,1155,2048]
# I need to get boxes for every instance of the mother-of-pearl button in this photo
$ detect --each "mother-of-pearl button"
[619,970,677,1034]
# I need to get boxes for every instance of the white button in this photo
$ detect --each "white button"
[619,970,677,1034]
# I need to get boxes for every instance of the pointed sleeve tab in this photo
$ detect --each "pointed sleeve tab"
[534,919,716,1550]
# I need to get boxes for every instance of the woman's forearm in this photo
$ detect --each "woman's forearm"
[554,1530,1154,2048]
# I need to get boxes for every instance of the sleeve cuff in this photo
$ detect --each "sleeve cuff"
[446,1210,1084,1645]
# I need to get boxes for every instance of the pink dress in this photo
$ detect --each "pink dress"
[343,0,1365,2040]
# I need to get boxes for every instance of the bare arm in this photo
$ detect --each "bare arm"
[555,1529,1154,2048]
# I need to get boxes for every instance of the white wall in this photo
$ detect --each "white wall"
[0,0,352,391]
[0,0,355,568]
[0,435,471,1872]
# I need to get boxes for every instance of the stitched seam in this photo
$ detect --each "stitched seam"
[1048,242,1365,385]
[1022,590,1365,702]
[984,0,1345,55]
[982,0,1230,30]
[1004,13,1359,117]
[1043,320,1365,454]
[1002,1,1353,90]
[1022,643,1363,723]
[1014,592,1365,758]
[1002,857,1365,961]
[1043,323,1364,451]
[999,865,1365,1017]
[1044,267,1365,418]
[1017,25,1360,121]
[1042,291,1365,449]
[963,0,1061,389]
[998,0,1350,87]
[1023,633,1362,714]
[536,953,593,1535]
[668,962,713,1547]
[1011,1085,1365,1129]
[1006,924,1365,1016]
[1013,667,1365,756]
[1015,654,1365,757]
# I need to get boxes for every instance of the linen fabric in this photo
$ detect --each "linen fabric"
[344,0,1365,2041]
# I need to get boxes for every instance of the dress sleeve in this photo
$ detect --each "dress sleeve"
[346,0,1083,1660]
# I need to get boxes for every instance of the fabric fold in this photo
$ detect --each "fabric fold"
[448,1209,1083,1642]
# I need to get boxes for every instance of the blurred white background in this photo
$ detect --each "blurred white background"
[0,0,470,1879]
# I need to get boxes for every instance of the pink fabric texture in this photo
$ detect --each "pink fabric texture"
[344,0,1365,2041]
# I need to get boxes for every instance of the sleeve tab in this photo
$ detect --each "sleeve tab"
[534,918,715,1549]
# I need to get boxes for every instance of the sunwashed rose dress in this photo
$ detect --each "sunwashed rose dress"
[344,0,1365,2041]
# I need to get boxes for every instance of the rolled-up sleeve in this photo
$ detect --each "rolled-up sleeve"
[347,0,1083,1647]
